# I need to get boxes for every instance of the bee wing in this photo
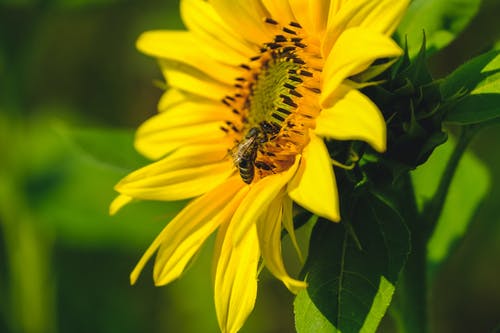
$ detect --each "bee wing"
[227,144,239,162]
[232,136,257,164]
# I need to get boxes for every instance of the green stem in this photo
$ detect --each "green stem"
[423,125,479,237]
[392,126,479,333]
[390,174,428,333]
[0,176,57,333]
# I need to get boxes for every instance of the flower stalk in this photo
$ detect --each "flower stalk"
[392,124,479,333]
[422,125,480,237]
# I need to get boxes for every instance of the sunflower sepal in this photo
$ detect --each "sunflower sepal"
[363,35,447,170]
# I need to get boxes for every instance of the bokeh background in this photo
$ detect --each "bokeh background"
[0,0,499,332]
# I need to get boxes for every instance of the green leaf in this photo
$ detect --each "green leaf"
[441,50,500,98]
[294,193,410,333]
[445,94,500,125]
[58,126,150,172]
[442,50,500,125]
[35,145,187,250]
[396,0,480,58]
[411,137,490,278]
[27,121,186,250]
[295,290,337,333]
[0,115,185,251]
[43,128,186,250]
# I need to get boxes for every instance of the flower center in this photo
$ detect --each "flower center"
[221,19,323,184]
[249,58,299,124]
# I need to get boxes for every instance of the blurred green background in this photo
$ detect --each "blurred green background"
[0,0,499,332]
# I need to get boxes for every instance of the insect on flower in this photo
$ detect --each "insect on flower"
[231,121,281,184]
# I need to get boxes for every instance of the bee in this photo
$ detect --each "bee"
[234,127,261,184]
[232,121,281,184]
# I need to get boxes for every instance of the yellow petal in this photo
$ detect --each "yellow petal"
[211,0,273,46]
[180,0,256,64]
[320,82,351,107]
[154,178,248,285]
[290,0,347,42]
[282,195,303,262]
[309,0,332,37]
[157,88,218,113]
[288,0,313,36]
[157,89,186,112]
[316,89,386,152]
[159,59,233,101]
[144,100,233,128]
[358,0,409,38]
[322,0,409,55]
[288,134,340,222]
[256,193,307,293]
[130,176,244,285]
[136,30,242,85]
[327,0,345,18]
[321,27,403,107]
[232,157,300,244]
[212,213,230,283]
[115,143,234,201]
[135,99,234,159]
[261,0,295,24]
[109,194,133,215]
[214,223,260,333]
[136,122,230,161]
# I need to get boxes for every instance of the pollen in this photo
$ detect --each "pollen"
[220,19,324,184]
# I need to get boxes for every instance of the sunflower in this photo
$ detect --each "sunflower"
[111,0,408,331]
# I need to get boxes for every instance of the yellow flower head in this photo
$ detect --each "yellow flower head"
[112,0,408,332]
